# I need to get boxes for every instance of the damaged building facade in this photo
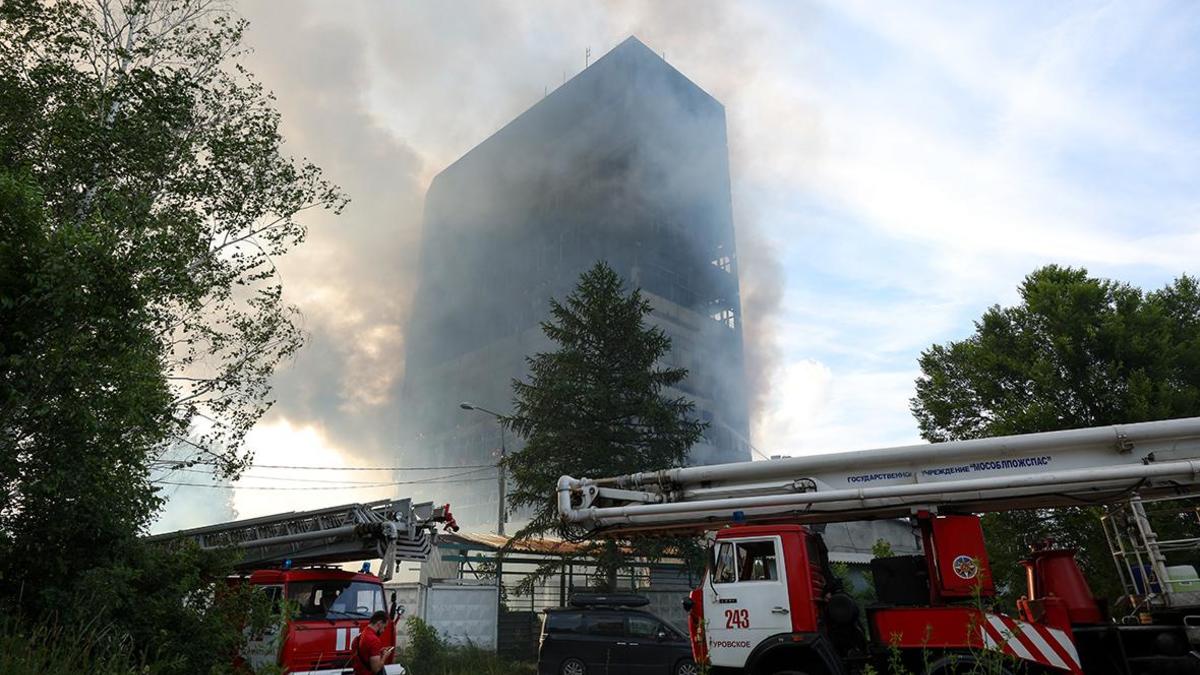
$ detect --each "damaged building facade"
[398,37,751,529]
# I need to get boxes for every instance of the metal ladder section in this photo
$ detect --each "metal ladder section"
[146,499,458,581]
[1102,494,1200,613]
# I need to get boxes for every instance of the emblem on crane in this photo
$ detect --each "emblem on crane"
[952,554,979,580]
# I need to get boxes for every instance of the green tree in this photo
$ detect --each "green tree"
[0,0,341,669]
[502,261,708,591]
[911,265,1200,603]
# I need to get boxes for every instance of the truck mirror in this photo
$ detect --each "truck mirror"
[389,590,398,619]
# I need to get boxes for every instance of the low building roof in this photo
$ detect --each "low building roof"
[438,531,634,556]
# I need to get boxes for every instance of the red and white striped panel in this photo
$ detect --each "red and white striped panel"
[979,613,1081,674]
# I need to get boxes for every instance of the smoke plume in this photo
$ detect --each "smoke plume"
[155,1,806,527]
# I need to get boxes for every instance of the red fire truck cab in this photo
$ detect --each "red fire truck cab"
[684,513,1198,674]
[686,517,1093,674]
[148,499,456,675]
[240,567,401,674]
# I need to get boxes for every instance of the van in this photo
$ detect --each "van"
[537,595,696,675]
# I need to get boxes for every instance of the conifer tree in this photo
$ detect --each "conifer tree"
[503,261,707,591]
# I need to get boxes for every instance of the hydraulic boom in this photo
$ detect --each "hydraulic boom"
[559,417,1200,535]
[552,417,1200,675]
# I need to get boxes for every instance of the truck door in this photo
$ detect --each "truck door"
[244,584,283,670]
[703,536,792,669]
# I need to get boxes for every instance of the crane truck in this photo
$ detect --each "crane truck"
[148,498,458,674]
[555,417,1200,674]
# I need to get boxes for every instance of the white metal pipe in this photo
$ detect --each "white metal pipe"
[564,459,1200,526]
[605,417,1200,490]
[558,475,578,521]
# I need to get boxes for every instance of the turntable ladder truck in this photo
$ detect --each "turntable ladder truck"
[148,498,459,675]
[556,417,1200,675]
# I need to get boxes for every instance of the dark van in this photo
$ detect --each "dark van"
[538,595,697,675]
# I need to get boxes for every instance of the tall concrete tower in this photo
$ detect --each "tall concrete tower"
[399,37,750,529]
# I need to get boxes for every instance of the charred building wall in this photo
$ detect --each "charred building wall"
[398,37,750,529]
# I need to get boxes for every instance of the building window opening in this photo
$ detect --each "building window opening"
[711,308,736,329]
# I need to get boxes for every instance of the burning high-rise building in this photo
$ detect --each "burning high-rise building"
[399,37,750,529]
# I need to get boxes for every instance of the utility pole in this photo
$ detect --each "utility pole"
[459,402,507,536]
[496,425,507,536]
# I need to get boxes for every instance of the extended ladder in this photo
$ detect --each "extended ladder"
[147,499,458,581]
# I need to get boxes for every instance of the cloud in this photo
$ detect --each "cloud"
[755,359,922,456]
[751,0,1200,455]
[229,418,398,519]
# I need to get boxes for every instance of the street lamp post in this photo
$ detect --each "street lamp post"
[459,402,507,536]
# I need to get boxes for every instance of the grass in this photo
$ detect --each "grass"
[0,618,160,675]
[399,644,536,675]
[1,614,538,675]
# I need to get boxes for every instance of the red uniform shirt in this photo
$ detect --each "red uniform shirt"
[352,626,385,675]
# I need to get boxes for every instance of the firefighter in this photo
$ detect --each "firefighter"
[351,611,394,675]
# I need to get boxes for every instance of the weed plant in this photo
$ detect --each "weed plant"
[400,617,536,675]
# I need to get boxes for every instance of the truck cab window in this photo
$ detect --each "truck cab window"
[713,541,736,583]
[259,585,283,615]
[287,581,384,619]
[736,540,779,581]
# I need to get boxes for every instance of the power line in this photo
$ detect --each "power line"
[162,466,495,485]
[161,467,467,485]
[156,475,496,491]
[149,460,493,471]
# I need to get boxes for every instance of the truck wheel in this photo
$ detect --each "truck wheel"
[559,657,587,675]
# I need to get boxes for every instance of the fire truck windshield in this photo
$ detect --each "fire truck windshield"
[288,580,386,620]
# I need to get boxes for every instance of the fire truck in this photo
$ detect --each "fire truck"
[148,498,458,674]
[555,417,1200,674]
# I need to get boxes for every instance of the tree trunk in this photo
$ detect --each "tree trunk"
[605,540,619,592]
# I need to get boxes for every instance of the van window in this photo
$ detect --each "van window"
[545,611,585,634]
[737,540,780,581]
[628,615,659,639]
[713,541,736,584]
[587,614,625,637]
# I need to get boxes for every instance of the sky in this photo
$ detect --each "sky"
[151,0,1200,531]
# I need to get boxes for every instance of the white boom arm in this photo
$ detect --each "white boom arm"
[558,417,1200,535]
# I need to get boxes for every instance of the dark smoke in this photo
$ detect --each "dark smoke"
[154,1,797,527]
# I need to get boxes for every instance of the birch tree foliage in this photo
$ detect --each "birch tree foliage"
[911,265,1200,604]
[1,0,345,479]
[0,0,343,620]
